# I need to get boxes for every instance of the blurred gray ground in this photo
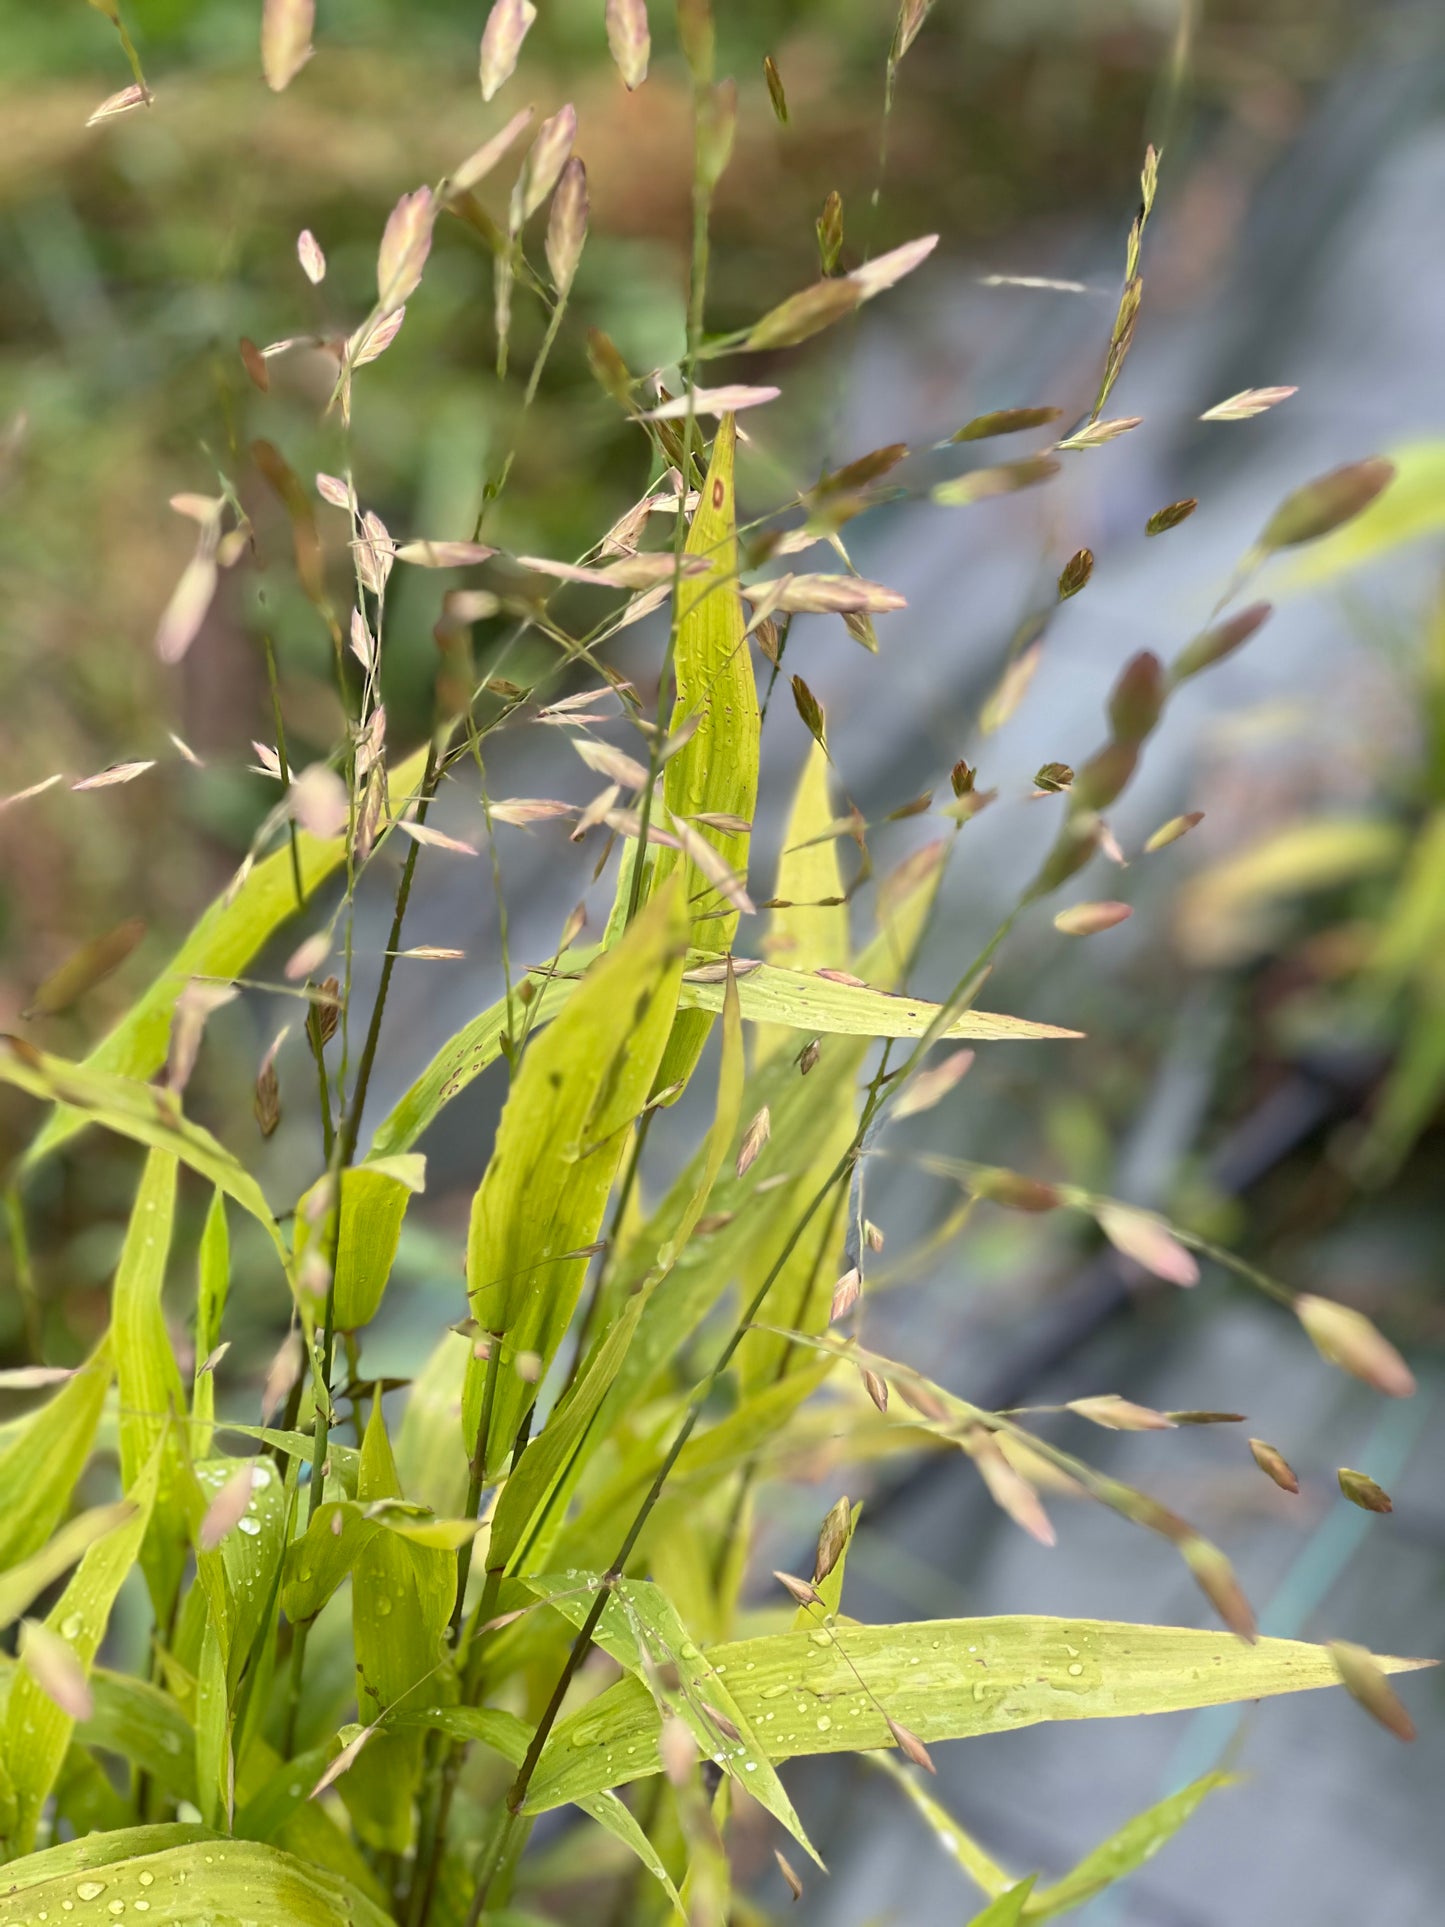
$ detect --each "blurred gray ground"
[757,20,1445,1926]
[356,13,1445,1923]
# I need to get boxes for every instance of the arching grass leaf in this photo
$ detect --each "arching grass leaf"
[648,414,759,1100]
[111,1149,188,1615]
[21,745,428,1167]
[295,1155,426,1331]
[874,1751,1015,1898]
[522,1575,818,1864]
[680,962,1080,1042]
[366,968,582,1158]
[523,1617,1428,1813]
[4,1445,160,1852]
[0,1040,290,1273]
[0,1826,393,1925]
[340,1400,455,1853]
[754,740,848,1067]
[1027,1771,1237,1916]
[596,845,947,1423]
[400,1704,684,1913]
[968,1879,1038,1926]
[395,1330,472,1518]
[0,1336,112,1572]
[192,1190,229,1458]
[0,1502,136,1631]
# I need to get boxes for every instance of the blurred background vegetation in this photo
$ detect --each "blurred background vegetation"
[3,1,1444,1920]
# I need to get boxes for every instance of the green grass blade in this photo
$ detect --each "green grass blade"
[969,1878,1039,1925]
[680,962,1082,1041]
[874,1750,1017,1898]
[649,413,759,1101]
[486,1293,647,1579]
[522,1616,1430,1813]
[753,739,848,1068]
[341,1399,455,1852]
[0,1827,394,1925]
[0,1336,113,1571]
[195,1616,233,1830]
[400,1704,686,1913]
[462,881,688,1478]
[21,744,430,1169]
[366,970,585,1159]
[1026,1771,1237,1918]
[3,1443,160,1852]
[0,1041,290,1275]
[0,1502,137,1632]
[112,1149,188,1615]
[522,1575,819,1864]
[192,1190,229,1458]
[598,844,946,1418]
[296,1155,426,1331]
[498,966,746,1574]
[395,1330,473,1518]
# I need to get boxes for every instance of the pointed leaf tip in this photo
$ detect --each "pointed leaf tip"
[261,0,314,91]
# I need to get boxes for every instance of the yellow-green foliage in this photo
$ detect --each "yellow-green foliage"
[0,11,1423,1925]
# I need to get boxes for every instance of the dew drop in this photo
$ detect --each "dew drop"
[60,1614,84,1640]
[816,1715,832,1732]
[1068,1663,1084,1677]
[237,1516,262,1537]
[375,1596,392,1616]
[75,1885,106,1902]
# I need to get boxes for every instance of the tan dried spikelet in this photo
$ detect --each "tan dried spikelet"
[605,0,650,90]
[736,1106,772,1177]
[262,0,314,92]
[545,157,589,295]
[886,1715,936,1773]
[479,0,536,101]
